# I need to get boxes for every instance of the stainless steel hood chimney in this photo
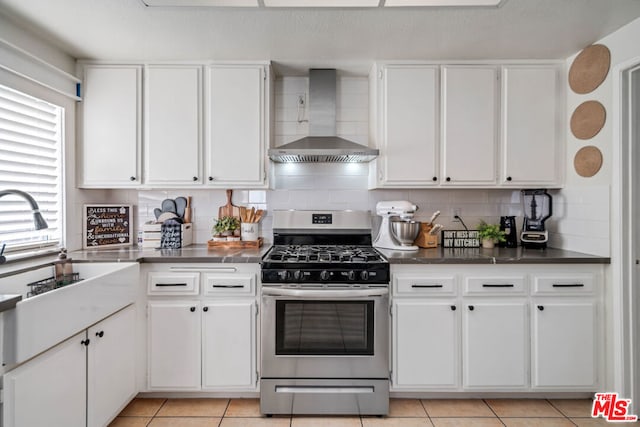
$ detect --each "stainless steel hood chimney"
[268,69,379,163]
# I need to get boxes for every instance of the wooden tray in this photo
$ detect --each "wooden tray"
[207,237,263,249]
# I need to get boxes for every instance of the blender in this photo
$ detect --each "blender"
[520,189,552,249]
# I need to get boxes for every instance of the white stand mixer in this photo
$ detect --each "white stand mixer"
[373,201,419,251]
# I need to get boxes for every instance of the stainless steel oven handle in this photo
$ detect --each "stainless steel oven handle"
[261,287,388,298]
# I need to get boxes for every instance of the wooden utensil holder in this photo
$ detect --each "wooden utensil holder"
[414,223,438,248]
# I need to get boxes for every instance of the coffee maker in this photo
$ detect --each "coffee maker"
[520,189,552,249]
[499,216,518,248]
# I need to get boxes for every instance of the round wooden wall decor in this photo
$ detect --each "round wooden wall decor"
[570,100,606,139]
[569,44,611,94]
[574,146,603,177]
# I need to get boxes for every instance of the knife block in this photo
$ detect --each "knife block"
[414,223,438,248]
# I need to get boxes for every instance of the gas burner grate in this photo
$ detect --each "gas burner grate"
[265,245,386,264]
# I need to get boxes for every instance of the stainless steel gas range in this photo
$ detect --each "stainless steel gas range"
[260,210,390,416]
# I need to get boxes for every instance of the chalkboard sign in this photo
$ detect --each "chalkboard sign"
[83,204,133,249]
[161,223,183,249]
[441,230,480,248]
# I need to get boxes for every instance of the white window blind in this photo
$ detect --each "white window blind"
[0,84,62,251]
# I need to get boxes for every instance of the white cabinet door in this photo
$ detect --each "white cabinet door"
[393,300,459,389]
[532,301,597,389]
[148,301,201,390]
[88,305,137,427]
[3,332,87,427]
[378,65,439,187]
[206,65,266,187]
[81,65,141,187]
[501,65,562,187]
[145,65,203,186]
[441,66,498,186]
[463,301,528,389]
[202,300,257,390]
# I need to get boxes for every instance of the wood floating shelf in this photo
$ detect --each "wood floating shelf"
[207,237,263,249]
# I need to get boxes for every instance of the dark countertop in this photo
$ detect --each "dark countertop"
[378,246,610,264]
[0,293,22,313]
[69,244,271,264]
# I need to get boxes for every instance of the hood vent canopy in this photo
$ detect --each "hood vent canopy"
[268,69,379,164]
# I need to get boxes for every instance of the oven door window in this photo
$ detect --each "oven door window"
[275,300,374,355]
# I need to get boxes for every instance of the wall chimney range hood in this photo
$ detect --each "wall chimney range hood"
[268,69,379,163]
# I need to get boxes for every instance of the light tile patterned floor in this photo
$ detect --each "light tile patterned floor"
[110,397,615,427]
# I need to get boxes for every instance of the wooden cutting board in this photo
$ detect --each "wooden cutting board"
[574,145,603,178]
[218,189,241,219]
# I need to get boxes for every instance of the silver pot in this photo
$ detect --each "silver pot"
[391,219,420,246]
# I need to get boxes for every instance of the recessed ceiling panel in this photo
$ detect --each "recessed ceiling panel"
[141,0,259,7]
[263,0,379,7]
[384,0,503,6]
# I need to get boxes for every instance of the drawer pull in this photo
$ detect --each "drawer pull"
[468,305,474,311]
[482,284,514,288]
[537,305,544,311]
[212,284,244,288]
[155,283,188,287]
[552,283,584,288]
[411,284,443,288]
[170,267,237,272]
[450,305,457,311]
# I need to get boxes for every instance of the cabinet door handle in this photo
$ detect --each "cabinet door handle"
[190,306,196,312]
[212,284,244,288]
[537,305,544,311]
[193,176,198,181]
[95,331,104,338]
[203,307,209,312]
[411,284,443,288]
[155,283,187,287]
[209,176,214,181]
[446,177,451,182]
[468,305,474,311]
[129,176,136,181]
[450,305,456,311]
[552,283,584,288]
[432,176,437,182]
[81,339,90,346]
[482,283,514,288]
[506,176,512,181]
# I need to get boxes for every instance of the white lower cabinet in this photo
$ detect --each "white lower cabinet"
[202,300,257,390]
[391,265,602,393]
[146,264,259,392]
[462,301,528,389]
[393,300,458,389]
[3,305,136,427]
[532,301,598,389]
[148,300,202,390]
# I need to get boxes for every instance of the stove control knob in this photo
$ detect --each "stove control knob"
[278,270,290,281]
[293,270,304,281]
[320,270,330,281]
[347,270,356,281]
[360,270,370,281]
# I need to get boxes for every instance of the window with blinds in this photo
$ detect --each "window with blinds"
[0,84,62,252]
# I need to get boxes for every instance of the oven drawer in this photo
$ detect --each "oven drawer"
[394,275,456,296]
[148,272,200,295]
[204,273,255,296]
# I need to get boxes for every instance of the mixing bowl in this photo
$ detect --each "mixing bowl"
[391,219,421,246]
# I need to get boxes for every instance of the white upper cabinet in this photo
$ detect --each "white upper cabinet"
[501,65,563,187]
[145,65,203,186]
[441,66,498,186]
[206,65,268,188]
[371,64,439,187]
[80,65,142,187]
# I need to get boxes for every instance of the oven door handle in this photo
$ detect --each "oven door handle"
[261,287,389,298]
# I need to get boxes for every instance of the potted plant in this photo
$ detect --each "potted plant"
[212,216,240,240]
[477,220,506,249]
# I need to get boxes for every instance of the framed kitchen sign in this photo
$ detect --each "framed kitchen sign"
[441,230,480,248]
[83,204,133,249]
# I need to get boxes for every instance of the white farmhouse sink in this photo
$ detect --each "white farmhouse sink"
[0,262,138,368]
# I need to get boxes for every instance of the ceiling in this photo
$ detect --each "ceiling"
[1,0,640,75]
